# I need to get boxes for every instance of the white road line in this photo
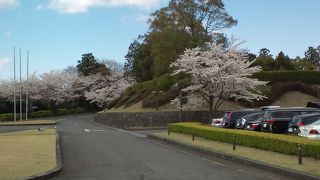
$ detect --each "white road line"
[84,129,90,132]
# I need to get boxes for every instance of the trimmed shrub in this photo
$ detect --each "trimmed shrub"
[71,107,86,114]
[168,123,320,159]
[0,113,26,121]
[252,71,320,85]
[156,73,175,91]
[30,110,53,118]
[142,88,179,108]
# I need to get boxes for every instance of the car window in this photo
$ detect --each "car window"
[222,112,230,120]
[232,111,257,120]
[271,111,292,118]
[310,120,320,125]
[291,116,301,124]
[302,116,320,125]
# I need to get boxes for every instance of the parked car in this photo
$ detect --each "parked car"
[235,112,264,129]
[260,107,320,133]
[288,113,320,134]
[298,119,320,140]
[222,109,260,128]
[306,102,320,109]
[211,118,223,127]
[245,117,264,131]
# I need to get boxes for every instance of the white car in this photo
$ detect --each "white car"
[211,118,223,127]
[298,120,320,140]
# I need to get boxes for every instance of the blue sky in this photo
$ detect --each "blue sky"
[0,0,319,80]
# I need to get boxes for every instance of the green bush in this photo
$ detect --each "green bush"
[70,107,86,114]
[30,110,53,118]
[253,71,320,85]
[156,73,175,91]
[169,123,320,159]
[0,113,26,121]
[56,108,70,116]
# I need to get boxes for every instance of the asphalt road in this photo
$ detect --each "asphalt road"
[0,114,294,180]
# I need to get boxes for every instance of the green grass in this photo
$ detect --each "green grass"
[0,129,57,179]
[0,120,56,126]
[154,132,320,177]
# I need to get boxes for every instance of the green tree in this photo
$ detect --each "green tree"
[76,53,110,76]
[304,46,320,66]
[251,48,274,71]
[273,51,295,70]
[293,56,317,70]
[124,0,237,80]
[124,36,153,82]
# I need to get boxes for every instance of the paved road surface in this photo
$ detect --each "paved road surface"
[1,114,294,180]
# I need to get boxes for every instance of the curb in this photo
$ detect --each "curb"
[148,134,320,180]
[24,132,63,180]
[0,122,57,127]
[126,127,167,131]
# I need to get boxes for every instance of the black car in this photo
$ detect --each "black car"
[260,107,320,133]
[222,109,260,128]
[288,113,320,134]
[245,117,264,131]
[235,112,264,129]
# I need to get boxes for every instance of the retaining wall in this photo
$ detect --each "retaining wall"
[94,111,223,129]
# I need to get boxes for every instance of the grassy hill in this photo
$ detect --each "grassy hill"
[105,91,318,113]
[105,72,320,112]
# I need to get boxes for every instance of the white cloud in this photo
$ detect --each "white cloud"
[37,0,163,14]
[0,0,19,10]
[0,57,11,70]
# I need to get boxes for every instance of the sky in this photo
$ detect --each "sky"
[0,0,320,80]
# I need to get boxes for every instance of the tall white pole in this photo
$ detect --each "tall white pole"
[26,51,29,121]
[13,47,16,122]
[19,49,22,121]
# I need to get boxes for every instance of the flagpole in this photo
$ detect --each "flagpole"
[26,51,29,120]
[19,49,22,121]
[13,47,16,122]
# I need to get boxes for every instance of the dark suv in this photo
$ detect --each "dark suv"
[288,113,320,134]
[222,109,260,128]
[235,112,264,129]
[260,108,320,133]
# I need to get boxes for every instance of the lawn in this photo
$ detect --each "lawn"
[0,120,56,126]
[0,129,57,179]
[154,132,320,177]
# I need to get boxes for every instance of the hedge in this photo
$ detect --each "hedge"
[253,71,320,85]
[168,123,320,159]
[0,107,86,121]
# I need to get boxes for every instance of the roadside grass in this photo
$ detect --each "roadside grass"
[154,132,320,177]
[0,120,56,126]
[0,129,56,179]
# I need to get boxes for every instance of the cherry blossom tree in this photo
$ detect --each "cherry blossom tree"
[38,70,78,111]
[76,71,133,107]
[171,43,267,118]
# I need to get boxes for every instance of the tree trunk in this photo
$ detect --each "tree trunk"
[208,95,214,122]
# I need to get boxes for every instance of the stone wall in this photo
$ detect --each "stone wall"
[94,111,224,129]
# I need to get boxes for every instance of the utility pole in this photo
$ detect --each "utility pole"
[13,47,16,122]
[26,51,29,120]
[19,49,22,121]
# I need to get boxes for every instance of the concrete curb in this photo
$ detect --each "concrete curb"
[24,132,63,180]
[148,134,320,180]
[0,122,57,126]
